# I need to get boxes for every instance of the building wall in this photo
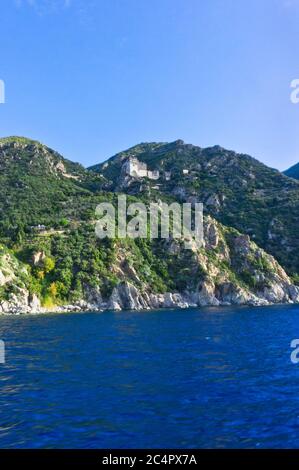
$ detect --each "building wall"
[124,157,173,181]
[147,170,160,180]
[124,157,147,177]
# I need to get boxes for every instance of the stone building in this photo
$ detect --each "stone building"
[123,156,173,181]
[147,170,160,180]
[123,156,147,178]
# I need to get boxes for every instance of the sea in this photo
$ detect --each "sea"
[0,305,299,448]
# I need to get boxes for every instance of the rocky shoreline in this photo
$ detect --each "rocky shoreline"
[1,214,299,315]
[1,279,299,315]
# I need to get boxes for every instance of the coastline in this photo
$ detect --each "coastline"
[1,280,299,315]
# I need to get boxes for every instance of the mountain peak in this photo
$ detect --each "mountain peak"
[284,162,299,180]
[0,136,44,148]
[0,135,87,183]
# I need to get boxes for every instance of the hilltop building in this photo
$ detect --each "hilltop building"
[123,156,147,178]
[147,170,160,180]
[123,156,189,181]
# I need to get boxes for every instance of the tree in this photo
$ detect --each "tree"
[43,257,55,273]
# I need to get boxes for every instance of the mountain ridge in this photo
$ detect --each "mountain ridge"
[284,162,299,180]
[0,136,298,314]
[91,140,299,275]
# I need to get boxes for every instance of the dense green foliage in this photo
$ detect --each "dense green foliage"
[93,139,299,275]
[0,136,298,309]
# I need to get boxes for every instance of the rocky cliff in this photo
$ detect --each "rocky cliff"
[0,136,298,314]
[98,216,299,311]
[1,216,298,314]
[91,140,299,276]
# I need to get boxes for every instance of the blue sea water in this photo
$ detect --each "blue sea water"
[1,305,299,449]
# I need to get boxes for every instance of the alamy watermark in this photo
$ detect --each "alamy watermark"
[0,80,5,104]
[290,339,299,364]
[290,79,299,104]
[0,340,5,364]
[95,195,203,249]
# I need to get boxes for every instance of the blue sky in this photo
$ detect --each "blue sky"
[1,0,299,170]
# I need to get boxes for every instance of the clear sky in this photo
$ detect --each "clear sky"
[1,0,299,170]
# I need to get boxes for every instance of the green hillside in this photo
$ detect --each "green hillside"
[92,140,299,276]
[284,162,299,180]
[0,136,298,313]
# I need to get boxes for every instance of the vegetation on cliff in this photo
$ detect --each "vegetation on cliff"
[93,139,299,276]
[0,136,298,312]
